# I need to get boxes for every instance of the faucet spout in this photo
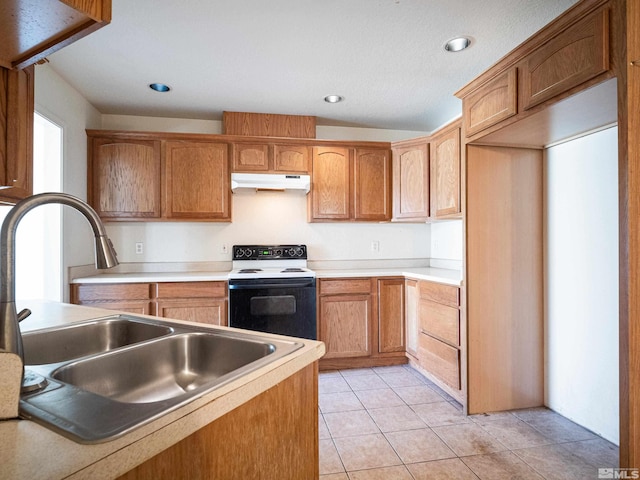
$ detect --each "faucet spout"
[0,192,119,363]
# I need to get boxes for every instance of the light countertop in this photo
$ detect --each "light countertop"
[71,265,462,287]
[1,301,325,480]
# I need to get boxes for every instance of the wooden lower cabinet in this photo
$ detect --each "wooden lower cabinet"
[411,280,462,397]
[318,277,407,370]
[405,280,419,358]
[70,283,154,314]
[155,282,228,326]
[118,363,318,480]
[319,293,372,359]
[70,281,228,325]
[377,278,405,353]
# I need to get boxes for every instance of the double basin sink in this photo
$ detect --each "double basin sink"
[19,315,303,443]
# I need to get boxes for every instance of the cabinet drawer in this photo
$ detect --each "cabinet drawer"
[418,282,459,307]
[419,300,459,346]
[463,68,517,136]
[319,278,372,295]
[156,281,227,299]
[418,333,460,390]
[519,7,609,110]
[73,283,152,302]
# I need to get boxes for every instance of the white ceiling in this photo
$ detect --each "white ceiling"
[47,0,580,132]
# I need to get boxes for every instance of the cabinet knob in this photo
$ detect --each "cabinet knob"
[631,60,640,67]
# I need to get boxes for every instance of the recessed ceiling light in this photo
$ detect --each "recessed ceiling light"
[149,83,171,92]
[444,37,471,52]
[324,95,344,103]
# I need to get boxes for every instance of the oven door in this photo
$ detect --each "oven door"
[228,277,317,340]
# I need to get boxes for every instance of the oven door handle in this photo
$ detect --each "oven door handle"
[229,280,316,290]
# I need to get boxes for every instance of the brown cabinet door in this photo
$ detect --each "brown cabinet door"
[232,143,269,172]
[0,65,34,203]
[165,141,230,220]
[89,137,161,219]
[354,148,391,221]
[430,126,461,218]
[520,8,609,111]
[310,146,351,220]
[378,278,405,353]
[156,298,227,326]
[319,294,372,358]
[463,68,517,137]
[392,142,429,221]
[418,333,460,390]
[273,144,310,173]
[405,280,419,358]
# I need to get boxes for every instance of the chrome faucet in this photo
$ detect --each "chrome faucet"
[0,193,119,369]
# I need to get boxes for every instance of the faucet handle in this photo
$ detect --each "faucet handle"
[17,308,31,322]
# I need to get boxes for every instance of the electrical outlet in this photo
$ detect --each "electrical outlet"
[135,242,143,255]
[371,240,380,253]
[221,244,228,254]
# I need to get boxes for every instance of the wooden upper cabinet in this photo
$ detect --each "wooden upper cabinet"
[0,65,34,204]
[430,125,461,218]
[0,0,111,70]
[273,144,310,173]
[89,137,161,219]
[231,142,310,173]
[310,146,351,220]
[463,68,517,137]
[232,143,269,171]
[392,141,429,221]
[354,148,391,221]
[520,7,609,110]
[165,141,230,220]
[310,146,391,222]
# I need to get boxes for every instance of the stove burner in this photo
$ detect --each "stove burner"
[238,269,263,274]
[281,268,305,273]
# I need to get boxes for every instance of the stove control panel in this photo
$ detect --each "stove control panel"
[232,245,307,260]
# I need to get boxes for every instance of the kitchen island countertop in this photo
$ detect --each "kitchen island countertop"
[1,301,325,480]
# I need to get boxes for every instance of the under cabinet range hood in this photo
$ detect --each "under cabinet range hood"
[231,173,311,194]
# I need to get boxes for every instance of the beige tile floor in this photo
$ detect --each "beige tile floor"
[318,365,619,480]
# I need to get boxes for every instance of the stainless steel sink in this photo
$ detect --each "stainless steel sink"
[19,315,303,443]
[22,317,173,365]
[52,332,275,403]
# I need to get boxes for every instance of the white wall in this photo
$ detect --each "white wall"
[107,191,429,263]
[545,126,619,444]
[34,64,103,301]
[101,114,427,142]
[430,220,463,266]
